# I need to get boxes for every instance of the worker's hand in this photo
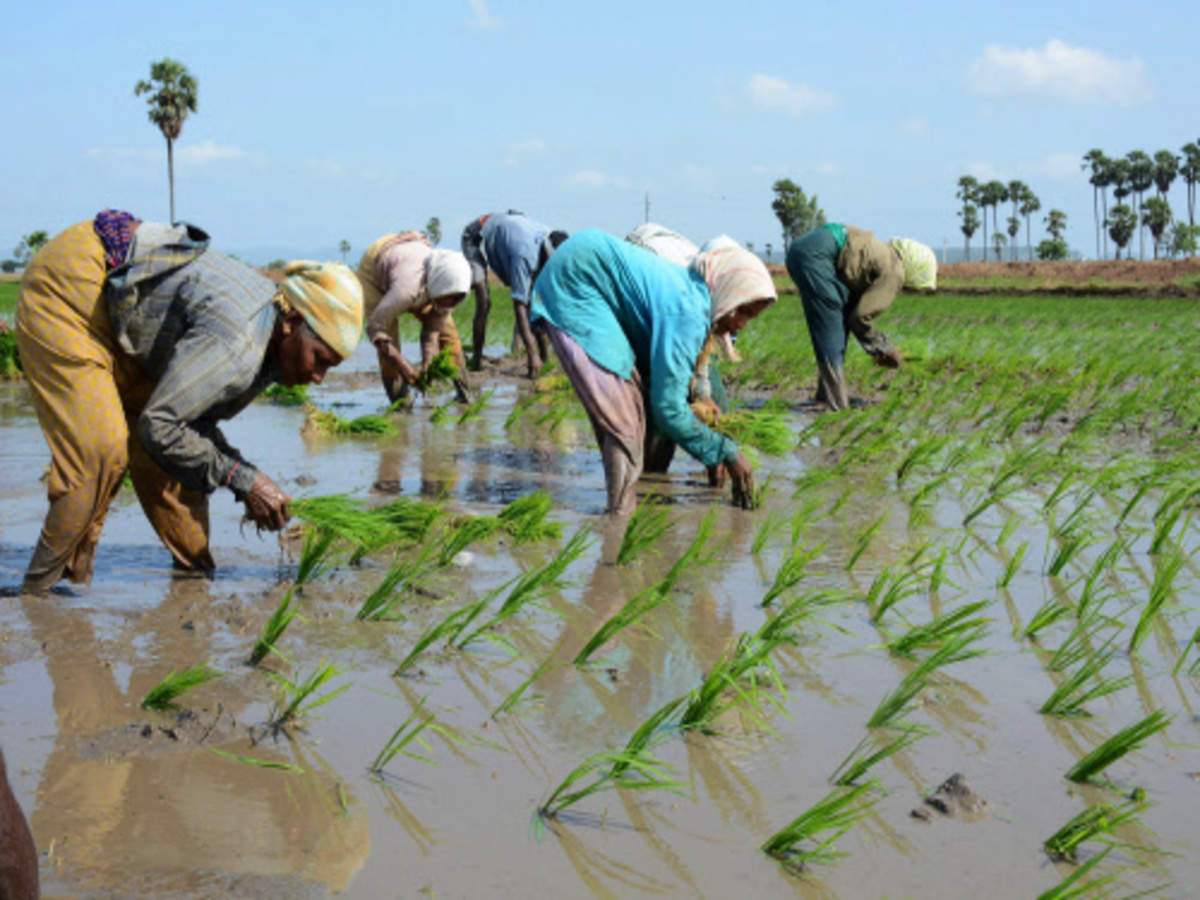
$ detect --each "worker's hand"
[727,453,756,509]
[706,462,728,487]
[690,396,721,427]
[244,472,292,532]
[875,347,903,369]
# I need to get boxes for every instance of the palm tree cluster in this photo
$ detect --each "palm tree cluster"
[1081,144,1198,260]
[955,177,1043,262]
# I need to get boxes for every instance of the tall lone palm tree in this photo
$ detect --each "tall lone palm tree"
[1179,141,1200,229]
[1141,197,1172,259]
[1019,188,1041,262]
[1081,149,1108,259]
[134,58,198,224]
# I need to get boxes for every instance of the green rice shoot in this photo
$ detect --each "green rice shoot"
[141,661,223,710]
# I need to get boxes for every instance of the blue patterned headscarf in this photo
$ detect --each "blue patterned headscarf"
[93,209,142,269]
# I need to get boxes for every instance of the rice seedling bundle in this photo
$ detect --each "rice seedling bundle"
[677,632,785,734]
[845,513,887,572]
[866,566,924,624]
[1065,708,1172,783]
[887,601,989,658]
[261,383,309,405]
[436,516,500,566]
[573,582,675,666]
[291,495,441,561]
[761,542,822,607]
[713,408,795,456]
[866,632,983,728]
[416,348,460,390]
[761,781,877,874]
[492,653,564,718]
[368,696,460,775]
[1023,597,1072,641]
[302,405,397,435]
[497,491,562,543]
[393,601,487,677]
[356,546,438,621]
[456,388,492,423]
[1128,545,1185,654]
[141,661,223,710]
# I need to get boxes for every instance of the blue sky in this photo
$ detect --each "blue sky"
[2,0,1197,263]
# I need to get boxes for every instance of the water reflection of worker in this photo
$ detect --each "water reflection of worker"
[784,224,936,410]
[19,590,370,894]
[532,230,776,515]
[461,212,569,376]
[357,232,473,404]
[14,212,363,595]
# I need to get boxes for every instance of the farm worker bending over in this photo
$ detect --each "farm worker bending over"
[461,211,569,376]
[531,229,777,515]
[357,231,473,404]
[15,211,363,595]
[785,223,936,410]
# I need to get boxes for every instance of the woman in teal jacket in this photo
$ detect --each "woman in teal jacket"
[531,229,775,515]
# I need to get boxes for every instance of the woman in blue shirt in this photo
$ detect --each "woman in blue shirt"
[531,230,775,514]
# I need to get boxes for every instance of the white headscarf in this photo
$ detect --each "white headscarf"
[626,223,700,267]
[891,238,937,290]
[424,249,472,302]
[692,245,777,323]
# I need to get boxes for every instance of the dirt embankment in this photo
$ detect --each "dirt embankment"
[937,258,1200,296]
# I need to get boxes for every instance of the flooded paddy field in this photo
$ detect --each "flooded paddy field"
[1,291,1199,898]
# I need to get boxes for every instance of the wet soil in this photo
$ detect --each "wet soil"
[0,340,1197,898]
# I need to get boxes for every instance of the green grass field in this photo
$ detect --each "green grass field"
[0,282,17,323]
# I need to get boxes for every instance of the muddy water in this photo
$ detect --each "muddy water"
[1,342,1198,899]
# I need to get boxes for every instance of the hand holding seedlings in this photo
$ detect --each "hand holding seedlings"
[874,346,903,369]
[707,462,727,487]
[244,472,292,531]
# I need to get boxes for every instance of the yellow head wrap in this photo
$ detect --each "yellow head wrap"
[692,245,778,323]
[277,260,364,359]
[891,238,937,291]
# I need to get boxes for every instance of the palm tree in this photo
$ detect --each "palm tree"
[979,181,1008,260]
[1153,150,1179,200]
[956,175,980,260]
[338,239,350,263]
[1141,197,1172,259]
[1125,150,1154,260]
[1081,149,1109,259]
[134,58,198,224]
[1105,204,1136,259]
[959,204,980,261]
[1019,188,1041,261]
[991,231,1007,261]
[1005,216,1021,262]
[1045,209,1067,240]
[1180,141,1200,228]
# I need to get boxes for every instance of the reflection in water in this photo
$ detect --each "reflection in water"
[548,817,675,896]
[20,590,370,896]
[370,779,436,855]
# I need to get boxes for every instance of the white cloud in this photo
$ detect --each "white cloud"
[177,140,249,165]
[466,0,502,29]
[746,73,836,117]
[564,169,630,189]
[505,137,546,167]
[967,39,1153,106]
[902,117,929,135]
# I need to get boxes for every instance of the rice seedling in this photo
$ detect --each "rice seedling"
[761,781,877,874]
[497,491,562,543]
[997,540,1027,588]
[368,696,459,775]
[761,542,822,607]
[1044,800,1146,861]
[756,590,836,648]
[1048,615,1108,673]
[845,513,887,572]
[492,653,564,719]
[393,601,487,677]
[829,728,926,786]
[209,748,304,773]
[429,399,456,424]
[1040,645,1133,717]
[1023,597,1072,641]
[1173,623,1200,676]
[303,405,398,435]
[250,587,300,666]
[895,435,949,485]
[866,633,983,728]
[537,698,686,821]
[295,526,340,585]
[436,515,500,566]
[140,661,222,710]
[291,495,442,561]
[1149,478,1199,554]
[616,494,673,565]
[1128,545,1185,654]
[456,526,592,648]
[713,408,794,456]
[887,601,989,658]
[1044,521,1097,578]
[997,512,1022,547]
[456,388,492,424]
[355,546,438,621]
[573,582,675,666]
[678,632,786,734]
[1076,537,1127,621]
[416,348,460,391]
[750,510,786,555]
[261,383,309,405]
[866,566,924,624]
[1065,709,1172,783]
[267,660,350,729]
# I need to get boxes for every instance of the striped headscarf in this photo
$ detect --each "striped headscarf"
[891,238,938,290]
[277,260,364,359]
[692,245,778,323]
[93,209,142,269]
[425,249,472,303]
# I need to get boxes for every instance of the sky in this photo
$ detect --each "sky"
[2,0,1197,264]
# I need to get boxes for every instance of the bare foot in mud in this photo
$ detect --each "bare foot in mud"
[910,773,987,823]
